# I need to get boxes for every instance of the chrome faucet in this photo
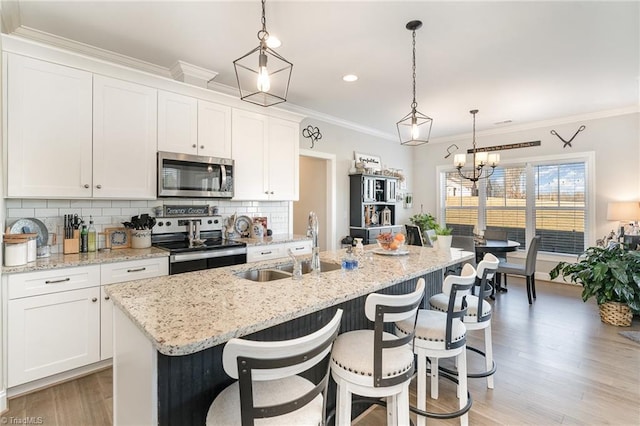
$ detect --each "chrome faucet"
[307,211,321,275]
[187,220,201,247]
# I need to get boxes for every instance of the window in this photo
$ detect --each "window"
[441,155,591,256]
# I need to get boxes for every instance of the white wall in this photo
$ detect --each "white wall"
[414,111,640,246]
[298,118,415,242]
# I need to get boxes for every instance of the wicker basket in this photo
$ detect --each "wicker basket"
[599,302,633,327]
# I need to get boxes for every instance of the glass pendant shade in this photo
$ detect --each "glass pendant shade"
[233,0,292,107]
[397,109,433,146]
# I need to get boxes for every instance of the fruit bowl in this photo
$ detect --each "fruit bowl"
[376,232,406,251]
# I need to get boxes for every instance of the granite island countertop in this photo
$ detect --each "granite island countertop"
[2,246,169,274]
[105,246,474,356]
[233,233,310,247]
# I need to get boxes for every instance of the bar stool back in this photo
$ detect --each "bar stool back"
[330,279,425,425]
[206,309,343,426]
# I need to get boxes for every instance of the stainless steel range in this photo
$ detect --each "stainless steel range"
[151,215,247,275]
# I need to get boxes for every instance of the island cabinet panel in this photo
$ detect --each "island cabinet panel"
[155,272,443,425]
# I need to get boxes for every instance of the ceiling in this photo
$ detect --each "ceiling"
[4,1,639,141]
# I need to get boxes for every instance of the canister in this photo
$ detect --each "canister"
[4,241,28,266]
[27,236,37,262]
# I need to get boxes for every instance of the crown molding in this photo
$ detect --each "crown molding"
[170,60,218,88]
[429,105,640,145]
[12,26,172,78]
[0,0,21,34]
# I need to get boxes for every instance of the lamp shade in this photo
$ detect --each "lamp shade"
[606,201,640,221]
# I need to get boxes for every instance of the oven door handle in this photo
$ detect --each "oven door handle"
[170,247,247,263]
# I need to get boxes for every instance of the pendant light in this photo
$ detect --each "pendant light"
[453,109,500,196]
[397,20,433,146]
[233,0,292,107]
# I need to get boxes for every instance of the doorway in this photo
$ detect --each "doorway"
[293,150,336,251]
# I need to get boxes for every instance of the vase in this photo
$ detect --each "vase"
[130,229,152,249]
[437,235,452,252]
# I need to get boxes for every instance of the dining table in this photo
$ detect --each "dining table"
[474,239,521,293]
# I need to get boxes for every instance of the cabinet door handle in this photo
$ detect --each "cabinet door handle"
[96,184,102,189]
[270,191,274,195]
[200,145,204,149]
[264,191,269,194]
[45,278,71,284]
[192,144,197,148]
[91,297,98,303]
[294,246,305,251]
[104,296,110,301]
[260,251,272,255]
[127,267,147,273]
[84,184,90,189]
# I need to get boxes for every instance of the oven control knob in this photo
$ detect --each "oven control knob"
[213,219,219,224]
[166,221,172,226]
[158,222,163,227]
[208,220,213,224]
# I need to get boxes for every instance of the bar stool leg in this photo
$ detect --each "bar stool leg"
[458,349,469,426]
[386,394,398,425]
[397,384,410,426]
[417,353,427,426]
[485,324,494,389]
[430,357,439,399]
[336,383,352,426]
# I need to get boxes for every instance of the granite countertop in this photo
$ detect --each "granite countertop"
[105,246,474,356]
[2,247,169,274]
[234,234,310,247]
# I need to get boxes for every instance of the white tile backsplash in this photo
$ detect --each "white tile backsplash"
[5,199,291,254]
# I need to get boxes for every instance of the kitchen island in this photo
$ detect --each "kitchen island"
[106,246,474,425]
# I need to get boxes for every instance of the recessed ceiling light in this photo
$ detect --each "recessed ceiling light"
[343,74,358,82]
[266,36,281,48]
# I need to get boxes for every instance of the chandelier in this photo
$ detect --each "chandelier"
[396,20,433,146]
[453,109,500,196]
[233,0,292,107]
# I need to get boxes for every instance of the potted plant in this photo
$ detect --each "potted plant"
[122,214,156,249]
[409,213,437,235]
[434,224,453,251]
[549,245,640,326]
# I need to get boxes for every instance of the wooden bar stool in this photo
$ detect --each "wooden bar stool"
[329,279,425,426]
[206,309,343,425]
[396,264,476,426]
[430,253,499,389]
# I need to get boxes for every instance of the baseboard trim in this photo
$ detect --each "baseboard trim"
[7,360,112,399]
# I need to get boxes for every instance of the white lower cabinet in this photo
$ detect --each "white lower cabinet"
[100,287,114,360]
[8,286,101,387]
[246,240,312,263]
[5,257,168,388]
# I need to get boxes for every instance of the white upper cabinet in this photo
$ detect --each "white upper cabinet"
[93,75,157,199]
[232,110,299,201]
[157,91,198,155]
[197,100,232,158]
[158,91,231,158]
[7,54,93,198]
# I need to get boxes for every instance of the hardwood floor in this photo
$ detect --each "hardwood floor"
[2,278,638,425]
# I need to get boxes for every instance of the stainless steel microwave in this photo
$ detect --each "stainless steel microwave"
[157,151,234,198]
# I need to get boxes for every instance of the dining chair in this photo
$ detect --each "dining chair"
[206,309,343,425]
[483,229,507,241]
[495,236,541,304]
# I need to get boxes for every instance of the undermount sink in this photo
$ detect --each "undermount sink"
[235,261,342,282]
[235,269,292,282]
[277,261,342,274]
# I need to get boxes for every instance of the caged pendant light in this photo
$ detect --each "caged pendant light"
[397,20,433,146]
[233,0,293,107]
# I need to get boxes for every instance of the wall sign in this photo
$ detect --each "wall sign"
[163,205,210,217]
[467,140,541,153]
[354,152,382,170]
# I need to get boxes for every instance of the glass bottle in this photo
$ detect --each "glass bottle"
[88,216,97,252]
[80,224,88,253]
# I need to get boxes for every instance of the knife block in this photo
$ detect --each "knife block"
[64,231,80,254]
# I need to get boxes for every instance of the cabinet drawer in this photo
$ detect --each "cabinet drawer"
[100,257,168,285]
[247,245,285,263]
[286,240,312,255]
[8,266,100,300]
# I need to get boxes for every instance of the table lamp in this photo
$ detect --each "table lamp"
[606,201,640,236]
